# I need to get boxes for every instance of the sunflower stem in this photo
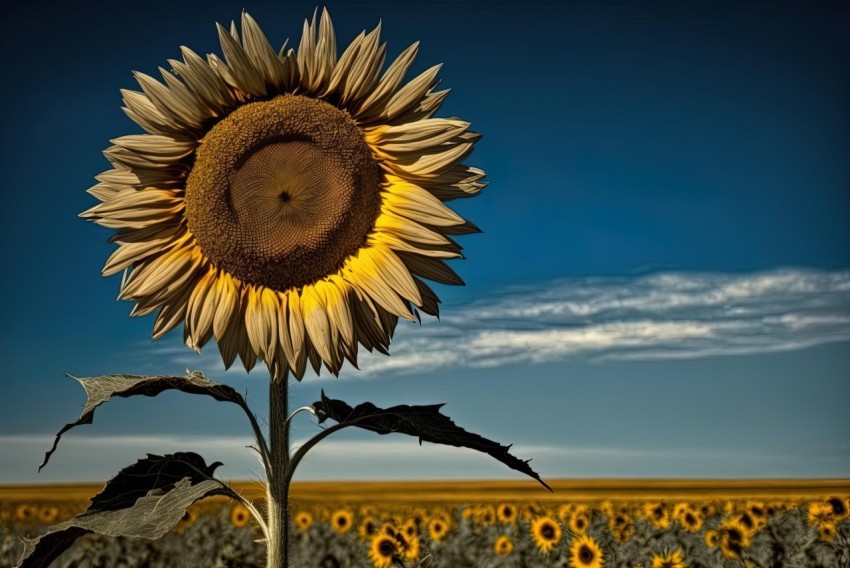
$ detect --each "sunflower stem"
[267,374,290,568]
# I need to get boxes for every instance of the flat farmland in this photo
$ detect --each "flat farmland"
[2,480,848,567]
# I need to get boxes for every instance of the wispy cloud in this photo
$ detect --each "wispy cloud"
[132,268,850,379]
[4,434,847,483]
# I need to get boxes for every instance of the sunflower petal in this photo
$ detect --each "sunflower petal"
[185,267,218,351]
[300,285,336,373]
[397,252,465,285]
[382,179,467,227]
[374,210,453,246]
[353,41,419,120]
[383,64,441,120]
[217,22,267,97]
[245,286,279,361]
[240,12,289,90]
[152,280,195,340]
[212,271,239,340]
[134,71,204,131]
[344,248,415,320]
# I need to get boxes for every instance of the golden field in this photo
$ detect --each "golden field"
[2,479,849,567]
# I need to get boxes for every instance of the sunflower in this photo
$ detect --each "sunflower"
[397,531,420,562]
[368,533,398,568]
[826,496,849,521]
[557,503,576,521]
[745,501,766,521]
[643,502,670,529]
[818,523,837,542]
[497,502,517,524]
[428,517,449,541]
[81,8,485,381]
[358,516,379,541]
[294,510,313,532]
[401,518,418,540]
[704,529,719,548]
[569,534,604,568]
[676,506,703,533]
[568,508,591,535]
[331,509,354,534]
[609,511,633,543]
[718,520,751,560]
[531,515,562,553]
[651,549,687,568]
[37,505,59,525]
[230,504,251,528]
[807,502,834,526]
[699,502,717,518]
[15,504,35,524]
[494,535,514,556]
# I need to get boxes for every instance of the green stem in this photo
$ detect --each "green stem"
[266,375,290,568]
[284,421,348,488]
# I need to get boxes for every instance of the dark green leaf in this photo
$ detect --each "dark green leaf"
[40,371,246,471]
[17,452,227,568]
[312,391,552,491]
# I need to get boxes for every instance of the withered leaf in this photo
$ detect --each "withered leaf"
[40,371,246,471]
[17,452,227,568]
[312,390,551,491]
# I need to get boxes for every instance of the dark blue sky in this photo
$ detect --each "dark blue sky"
[1,0,848,483]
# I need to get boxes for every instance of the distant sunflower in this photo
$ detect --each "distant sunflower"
[494,535,514,556]
[609,511,633,543]
[818,523,837,542]
[497,502,517,524]
[569,534,604,568]
[37,506,59,525]
[428,517,449,541]
[401,518,418,540]
[704,529,719,548]
[531,516,562,553]
[368,534,398,568]
[14,504,35,524]
[807,502,833,526]
[745,501,766,521]
[643,502,670,529]
[651,549,687,568]
[358,516,378,541]
[331,509,354,534]
[397,532,420,562]
[569,508,591,535]
[557,503,576,521]
[826,496,849,521]
[476,505,497,526]
[82,8,485,381]
[718,521,751,560]
[294,510,313,532]
[699,502,717,518]
[230,504,250,528]
[676,506,703,533]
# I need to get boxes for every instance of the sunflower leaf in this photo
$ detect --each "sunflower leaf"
[312,391,552,492]
[39,371,247,471]
[17,452,227,568]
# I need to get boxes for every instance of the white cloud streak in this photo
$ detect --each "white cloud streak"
[135,268,850,379]
[3,434,847,483]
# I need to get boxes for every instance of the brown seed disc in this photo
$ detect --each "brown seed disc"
[185,94,382,291]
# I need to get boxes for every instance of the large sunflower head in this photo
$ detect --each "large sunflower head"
[81,9,485,381]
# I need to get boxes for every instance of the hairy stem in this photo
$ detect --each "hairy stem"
[266,376,290,568]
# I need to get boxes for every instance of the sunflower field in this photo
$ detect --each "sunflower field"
[2,481,849,567]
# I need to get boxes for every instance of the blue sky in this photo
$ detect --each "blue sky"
[0,0,848,485]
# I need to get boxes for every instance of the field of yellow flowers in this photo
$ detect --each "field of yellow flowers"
[1,480,848,567]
